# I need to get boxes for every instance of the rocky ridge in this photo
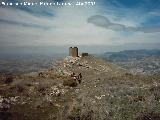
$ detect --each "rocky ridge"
[0,55,160,120]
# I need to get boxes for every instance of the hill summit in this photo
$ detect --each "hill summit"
[0,55,160,120]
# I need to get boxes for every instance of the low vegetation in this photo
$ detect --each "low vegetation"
[0,56,160,120]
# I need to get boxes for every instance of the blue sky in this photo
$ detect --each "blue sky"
[0,0,160,49]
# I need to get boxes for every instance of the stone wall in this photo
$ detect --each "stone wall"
[82,53,89,57]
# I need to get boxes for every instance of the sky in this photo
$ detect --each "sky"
[0,0,160,53]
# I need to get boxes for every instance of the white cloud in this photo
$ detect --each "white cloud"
[0,0,160,48]
[0,7,54,27]
[88,15,160,33]
[149,11,160,16]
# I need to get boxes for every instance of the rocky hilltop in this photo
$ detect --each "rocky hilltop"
[0,55,160,120]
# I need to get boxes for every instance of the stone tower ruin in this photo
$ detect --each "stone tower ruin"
[69,47,78,57]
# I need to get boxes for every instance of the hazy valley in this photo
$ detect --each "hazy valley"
[100,49,160,75]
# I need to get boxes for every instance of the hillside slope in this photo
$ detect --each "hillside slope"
[0,55,160,120]
[100,49,160,75]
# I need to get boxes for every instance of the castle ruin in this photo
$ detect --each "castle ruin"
[82,53,89,57]
[69,47,78,57]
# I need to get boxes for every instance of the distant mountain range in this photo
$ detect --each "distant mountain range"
[98,49,160,75]
[101,49,160,62]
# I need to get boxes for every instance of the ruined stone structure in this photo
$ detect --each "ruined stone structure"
[82,53,89,57]
[69,47,78,57]
[69,47,73,56]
